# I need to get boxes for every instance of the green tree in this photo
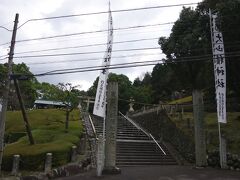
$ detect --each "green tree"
[132,72,154,109]
[158,6,212,166]
[158,7,212,91]
[56,83,80,133]
[88,73,133,113]
[0,63,38,110]
[151,63,182,102]
[198,0,240,101]
[34,82,62,100]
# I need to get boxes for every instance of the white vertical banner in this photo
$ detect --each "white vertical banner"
[93,5,113,118]
[210,10,226,123]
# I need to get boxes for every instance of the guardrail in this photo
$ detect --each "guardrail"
[88,114,97,138]
[119,111,166,155]
[149,133,166,155]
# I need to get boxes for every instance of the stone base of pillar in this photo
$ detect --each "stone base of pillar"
[102,166,121,175]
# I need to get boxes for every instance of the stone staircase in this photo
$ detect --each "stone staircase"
[90,114,177,166]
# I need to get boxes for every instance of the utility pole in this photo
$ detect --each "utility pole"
[0,13,19,172]
[13,77,35,145]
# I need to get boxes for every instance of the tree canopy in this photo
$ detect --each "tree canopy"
[0,63,38,109]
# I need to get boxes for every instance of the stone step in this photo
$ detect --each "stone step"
[116,155,173,159]
[116,136,149,140]
[116,161,178,166]
[116,158,176,162]
[90,114,177,166]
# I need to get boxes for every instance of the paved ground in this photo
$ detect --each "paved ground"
[57,165,240,180]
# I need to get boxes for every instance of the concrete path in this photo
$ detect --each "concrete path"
[56,165,240,180]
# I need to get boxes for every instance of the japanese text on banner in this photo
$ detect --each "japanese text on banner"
[93,7,113,118]
[210,10,226,123]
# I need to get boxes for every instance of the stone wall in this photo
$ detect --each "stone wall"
[207,150,240,170]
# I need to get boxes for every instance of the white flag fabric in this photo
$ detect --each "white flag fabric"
[210,10,226,123]
[93,6,113,118]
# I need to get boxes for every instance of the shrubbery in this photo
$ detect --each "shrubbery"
[2,109,83,171]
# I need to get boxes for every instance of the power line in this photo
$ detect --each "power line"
[25,52,162,65]
[43,59,166,75]
[15,22,173,44]
[14,37,159,55]
[14,47,161,58]
[0,28,168,48]
[13,44,240,59]
[0,57,8,61]
[32,58,211,77]
[17,3,198,29]
[0,26,12,32]
[10,53,240,78]
[33,53,221,75]
[0,22,173,46]
[33,55,240,77]
[35,53,240,76]
[13,38,240,57]
[25,52,213,66]
[1,37,240,60]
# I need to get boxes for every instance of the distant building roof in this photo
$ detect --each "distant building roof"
[34,99,66,106]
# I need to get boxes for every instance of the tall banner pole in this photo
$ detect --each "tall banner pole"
[94,2,113,175]
[209,9,227,169]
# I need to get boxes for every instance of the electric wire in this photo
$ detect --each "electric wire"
[0,22,173,46]
[15,22,174,44]
[14,37,159,55]
[25,52,162,65]
[33,53,240,77]
[13,39,240,57]
[25,52,213,66]
[0,28,168,48]
[0,26,12,32]
[14,47,161,58]
[13,45,240,59]
[17,3,198,29]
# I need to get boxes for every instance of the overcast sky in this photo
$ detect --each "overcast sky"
[0,0,202,91]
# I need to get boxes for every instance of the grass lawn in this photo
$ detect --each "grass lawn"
[171,112,240,155]
[169,96,192,104]
[3,109,83,171]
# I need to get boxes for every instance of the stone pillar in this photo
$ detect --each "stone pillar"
[44,153,52,173]
[11,154,20,176]
[103,82,121,174]
[71,145,77,162]
[192,90,207,167]
[220,135,227,169]
[96,135,104,176]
